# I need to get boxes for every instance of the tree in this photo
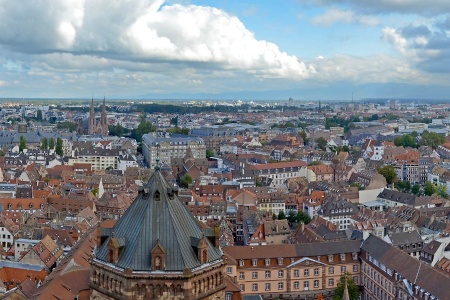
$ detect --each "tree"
[206,149,215,158]
[180,174,193,188]
[41,137,48,150]
[424,181,436,196]
[55,138,63,156]
[334,273,359,300]
[19,136,26,152]
[436,184,448,198]
[308,160,323,166]
[350,182,364,191]
[49,137,55,150]
[36,110,43,121]
[411,184,421,195]
[377,165,397,185]
[131,114,156,143]
[420,130,445,149]
[108,124,125,137]
[396,180,411,193]
[56,121,77,132]
[342,145,350,152]
[296,211,311,224]
[315,137,327,150]
[288,210,297,223]
[277,211,286,220]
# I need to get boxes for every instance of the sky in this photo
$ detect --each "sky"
[0,0,450,100]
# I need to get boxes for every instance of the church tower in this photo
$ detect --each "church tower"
[100,97,108,135]
[88,98,96,135]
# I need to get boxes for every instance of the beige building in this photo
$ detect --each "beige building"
[223,240,361,298]
[142,133,206,169]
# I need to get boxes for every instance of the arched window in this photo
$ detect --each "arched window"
[155,256,161,270]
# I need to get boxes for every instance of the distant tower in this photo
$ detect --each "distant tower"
[100,97,108,135]
[88,98,108,136]
[88,98,96,135]
[318,100,322,113]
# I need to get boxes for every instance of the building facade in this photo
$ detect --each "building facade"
[142,133,206,169]
[88,98,108,136]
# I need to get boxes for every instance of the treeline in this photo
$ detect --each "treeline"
[394,130,445,149]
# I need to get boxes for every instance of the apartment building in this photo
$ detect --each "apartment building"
[223,240,361,298]
[247,160,307,187]
[142,133,206,169]
[361,235,450,300]
[68,148,119,170]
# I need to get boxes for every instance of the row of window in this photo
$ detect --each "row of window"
[242,279,334,292]
[237,265,358,279]
[241,256,359,267]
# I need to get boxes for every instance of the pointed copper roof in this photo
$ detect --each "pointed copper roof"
[95,169,222,271]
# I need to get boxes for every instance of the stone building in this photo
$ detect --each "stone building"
[88,98,108,136]
[90,164,226,299]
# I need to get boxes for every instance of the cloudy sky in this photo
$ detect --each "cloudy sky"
[0,0,450,100]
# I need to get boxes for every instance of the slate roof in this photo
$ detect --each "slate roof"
[362,235,450,300]
[95,168,222,271]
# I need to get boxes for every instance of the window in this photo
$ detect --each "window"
[239,272,245,280]
[252,272,258,279]
[239,260,244,267]
[304,269,309,276]
[278,270,284,278]
[265,258,270,266]
[294,281,299,289]
[278,258,283,265]
[340,253,346,261]
[329,267,334,274]
[353,265,358,272]
[314,268,319,276]
[225,293,232,300]
[353,276,358,284]
[240,284,245,291]
[278,282,284,290]
[328,279,334,286]
[328,255,333,262]
[341,266,346,273]
[265,283,271,291]
[226,267,232,274]
[252,283,258,291]
[304,281,309,290]
[265,271,271,278]
[314,280,319,288]
[252,259,257,266]
[294,270,299,277]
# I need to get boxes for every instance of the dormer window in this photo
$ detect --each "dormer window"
[352,253,358,260]
[239,260,244,267]
[265,258,270,266]
[328,255,333,262]
[340,254,346,261]
[278,258,283,266]
[252,259,258,266]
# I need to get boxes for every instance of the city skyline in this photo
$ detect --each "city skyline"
[0,0,450,100]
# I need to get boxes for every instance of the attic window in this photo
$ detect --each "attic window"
[154,191,160,201]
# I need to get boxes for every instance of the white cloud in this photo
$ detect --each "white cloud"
[382,27,408,54]
[0,0,314,80]
[312,8,379,26]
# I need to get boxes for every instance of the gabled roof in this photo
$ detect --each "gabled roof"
[95,168,222,271]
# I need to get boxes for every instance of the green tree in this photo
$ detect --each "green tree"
[315,137,328,150]
[420,130,445,149]
[411,184,421,195]
[394,134,417,148]
[277,211,286,220]
[108,124,125,137]
[180,174,193,188]
[334,273,359,300]
[272,213,277,220]
[308,160,323,166]
[41,137,48,150]
[56,121,77,132]
[19,136,26,152]
[396,180,411,193]
[350,182,364,191]
[296,211,311,224]
[55,138,63,156]
[49,137,55,149]
[377,165,397,185]
[287,210,297,223]
[342,145,350,152]
[424,181,436,196]
[132,115,156,143]
[206,149,215,158]
[436,184,448,198]
[36,110,43,121]
[91,187,99,197]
